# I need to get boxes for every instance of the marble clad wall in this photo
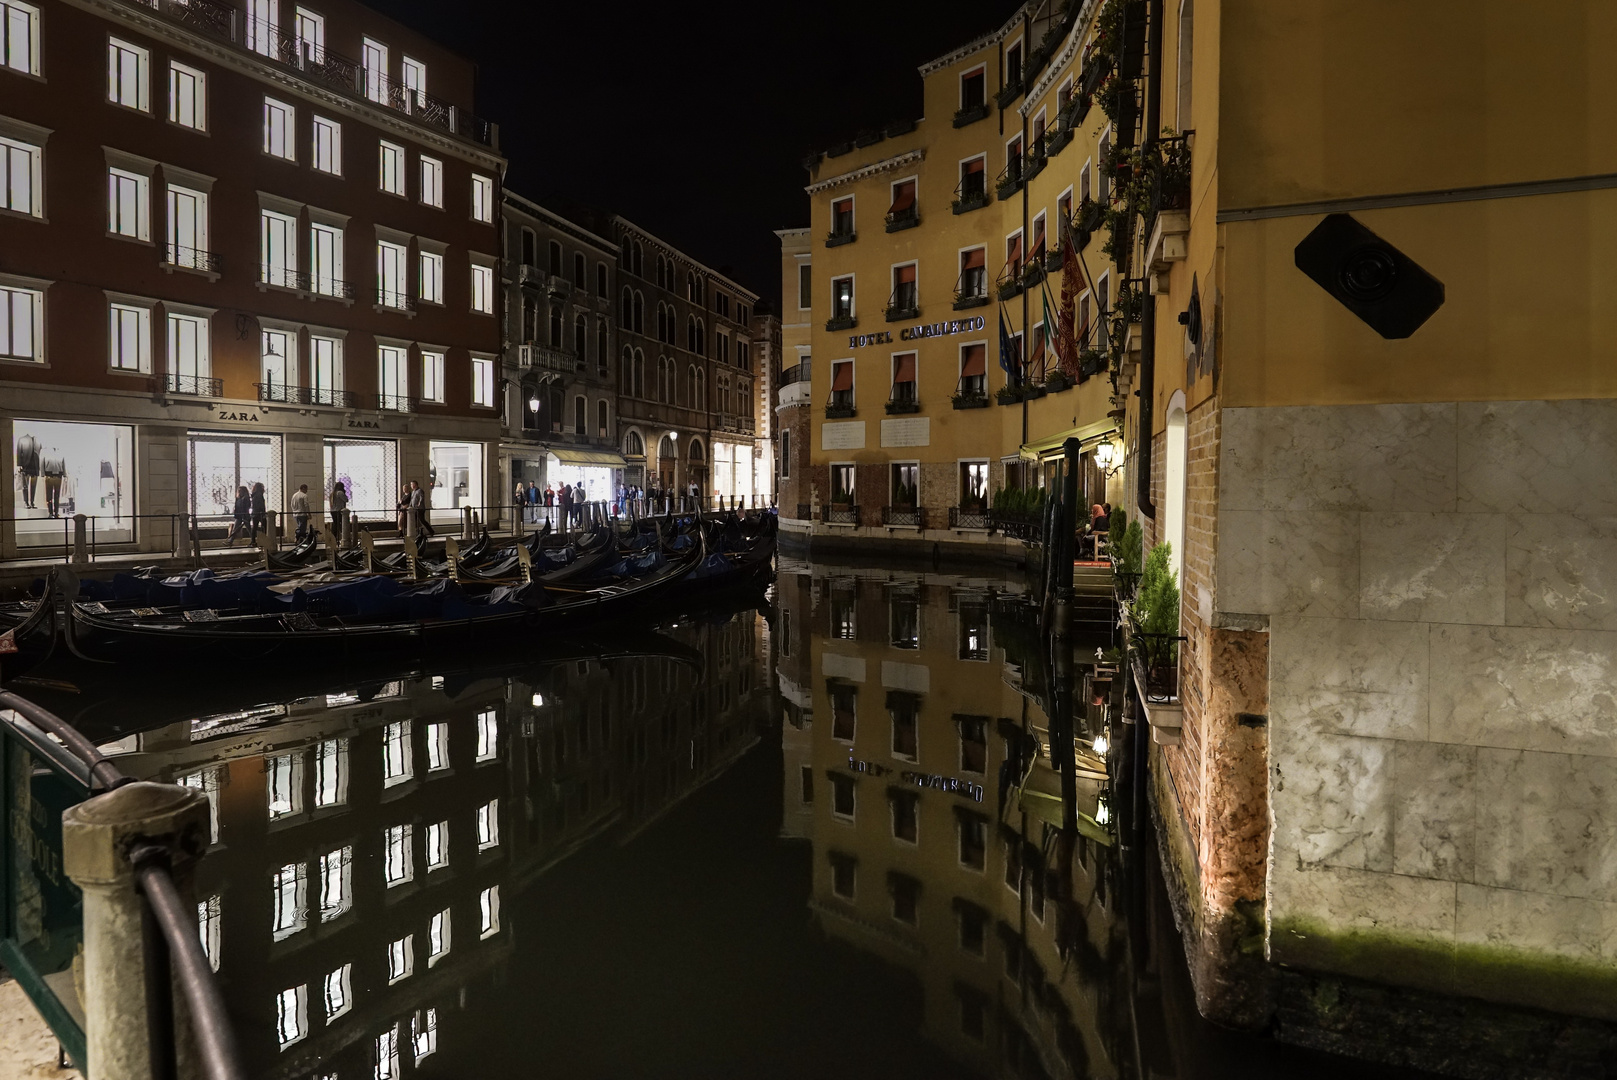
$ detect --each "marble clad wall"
[1217,399,1617,1019]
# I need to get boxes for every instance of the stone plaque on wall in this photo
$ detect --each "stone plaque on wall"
[880,417,931,447]
[821,421,866,450]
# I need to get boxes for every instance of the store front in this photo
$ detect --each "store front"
[188,431,282,524]
[546,448,627,508]
[710,440,757,505]
[11,419,135,546]
[324,437,397,520]
[428,441,485,523]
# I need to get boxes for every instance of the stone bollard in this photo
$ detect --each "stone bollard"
[72,513,89,564]
[265,510,280,551]
[63,782,211,1080]
[461,506,474,541]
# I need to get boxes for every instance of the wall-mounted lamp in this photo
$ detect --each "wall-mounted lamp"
[1094,440,1121,477]
[1095,796,1112,826]
[528,394,541,414]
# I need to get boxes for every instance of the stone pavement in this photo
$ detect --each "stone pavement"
[0,976,79,1079]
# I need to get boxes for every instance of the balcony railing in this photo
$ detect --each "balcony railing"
[377,288,416,312]
[165,244,222,274]
[884,291,919,323]
[949,505,990,529]
[885,394,919,415]
[882,505,925,528]
[162,372,222,397]
[825,227,856,249]
[795,503,812,521]
[953,101,990,128]
[260,264,310,291]
[953,272,989,310]
[134,0,235,42]
[951,389,989,410]
[885,206,919,233]
[520,342,578,375]
[780,361,812,386]
[376,393,417,413]
[312,276,357,300]
[995,155,1023,200]
[953,176,989,215]
[825,313,856,332]
[256,383,357,408]
[997,264,1024,301]
[825,402,856,419]
[717,414,756,435]
[822,504,861,526]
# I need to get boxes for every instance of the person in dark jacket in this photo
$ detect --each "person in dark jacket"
[249,482,267,545]
[226,485,250,547]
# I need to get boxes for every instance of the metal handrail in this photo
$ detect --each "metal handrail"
[0,691,247,1080]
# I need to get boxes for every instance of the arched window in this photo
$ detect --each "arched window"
[685,316,695,352]
[575,314,588,359]
[548,240,562,276]
[621,286,633,326]
[596,400,608,438]
[596,263,607,298]
[521,295,537,342]
[621,345,633,394]
[595,319,606,366]
[696,318,707,356]
[632,241,644,277]
[686,271,696,301]
[549,305,562,347]
[521,228,536,267]
[684,364,695,406]
[688,438,704,462]
[694,367,706,410]
[634,348,646,399]
[625,430,644,457]
[548,384,564,433]
[1164,389,1188,585]
[573,252,585,285]
[634,291,645,335]
[658,435,675,462]
[573,395,586,436]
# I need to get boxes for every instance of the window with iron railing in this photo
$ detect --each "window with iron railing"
[827,198,855,246]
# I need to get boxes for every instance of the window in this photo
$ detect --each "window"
[960,342,986,395]
[956,898,987,953]
[382,720,413,786]
[573,251,585,284]
[829,678,856,738]
[419,155,442,207]
[196,895,221,970]
[263,97,295,161]
[310,221,342,296]
[318,846,351,922]
[596,262,608,297]
[890,353,917,406]
[322,964,352,1022]
[179,770,222,845]
[419,250,444,304]
[890,790,918,843]
[889,873,920,927]
[471,355,494,407]
[961,65,985,109]
[108,301,150,372]
[426,722,449,770]
[830,197,854,241]
[829,359,853,409]
[1177,0,1194,130]
[547,240,562,275]
[166,311,209,380]
[890,264,917,316]
[376,241,407,308]
[1006,230,1023,277]
[958,247,986,301]
[168,61,206,130]
[829,773,855,819]
[471,174,493,223]
[427,909,451,966]
[421,350,444,402]
[166,184,208,266]
[889,693,919,761]
[413,1009,438,1065]
[958,809,988,871]
[246,0,278,57]
[830,276,853,321]
[387,934,414,984]
[314,739,347,807]
[362,37,387,103]
[267,751,304,818]
[260,209,297,288]
[293,6,323,63]
[275,985,308,1049]
[888,178,917,228]
[378,141,404,196]
[796,263,812,310]
[107,38,148,111]
[376,1026,401,1080]
[383,824,413,887]
[401,55,426,108]
[830,852,856,900]
[1098,129,1112,204]
[958,155,986,203]
[479,885,500,938]
[425,819,449,870]
[270,862,307,941]
[958,715,988,773]
[476,708,498,760]
[471,262,494,314]
[597,399,608,438]
[2,1,40,76]
[477,798,499,850]
[959,461,989,513]
[311,116,340,174]
[378,343,407,407]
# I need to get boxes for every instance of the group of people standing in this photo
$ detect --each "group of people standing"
[515,480,591,528]
[229,481,353,547]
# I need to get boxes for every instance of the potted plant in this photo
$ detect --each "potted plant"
[1129,541,1180,697]
[1045,369,1073,393]
[995,385,1022,406]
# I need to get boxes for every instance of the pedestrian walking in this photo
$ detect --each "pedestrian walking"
[249,482,267,545]
[330,481,349,541]
[226,485,250,547]
[291,483,311,542]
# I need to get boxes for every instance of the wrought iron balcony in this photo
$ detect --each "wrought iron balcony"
[256,383,357,408]
[821,504,861,526]
[949,505,990,529]
[376,393,417,413]
[952,174,989,215]
[995,156,1023,200]
[882,505,925,528]
[162,372,223,397]
[717,414,756,435]
[165,244,222,274]
[951,390,989,410]
[260,264,310,291]
[953,102,990,128]
[376,288,417,312]
[311,276,356,300]
[884,294,919,323]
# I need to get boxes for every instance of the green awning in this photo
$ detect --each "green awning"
[548,448,628,468]
[1018,419,1117,462]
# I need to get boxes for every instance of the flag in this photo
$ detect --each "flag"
[998,305,1020,385]
[1057,231,1082,375]
[1041,278,1061,370]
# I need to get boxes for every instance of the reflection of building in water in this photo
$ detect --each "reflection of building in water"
[99,611,768,1078]
[781,564,1125,1079]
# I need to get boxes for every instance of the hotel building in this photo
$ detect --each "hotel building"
[0,0,505,556]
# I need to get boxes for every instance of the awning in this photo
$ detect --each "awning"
[548,448,628,468]
[889,181,915,214]
[895,263,916,284]
[894,354,916,383]
[1006,235,1022,267]
[1018,419,1118,462]
[961,344,986,377]
[831,362,854,391]
[963,247,986,270]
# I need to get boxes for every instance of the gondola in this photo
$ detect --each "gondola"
[655,511,777,608]
[56,528,707,664]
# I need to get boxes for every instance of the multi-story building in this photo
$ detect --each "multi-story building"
[750,305,780,504]
[604,216,762,502]
[498,193,619,505]
[773,227,813,517]
[0,0,505,557]
[782,0,1126,546]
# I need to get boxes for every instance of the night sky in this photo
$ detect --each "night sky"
[370,0,1024,310]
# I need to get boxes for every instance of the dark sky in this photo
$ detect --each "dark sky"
[370,0,1024,310]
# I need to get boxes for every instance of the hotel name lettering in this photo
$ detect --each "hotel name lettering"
[848,315,986,349]
[846,756,984,803]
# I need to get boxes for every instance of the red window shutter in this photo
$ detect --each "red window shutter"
[890,182,915,213]
[964,158,985,175]
[963,248,986,270]
[831,363,854,391]
[896,264,916,285]
[961,344,986,377]
[894,354,917,382]
[1007,235,1022,266]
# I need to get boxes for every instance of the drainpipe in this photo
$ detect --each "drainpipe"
[1019,8,1032,453]
[1134,0,1164,520]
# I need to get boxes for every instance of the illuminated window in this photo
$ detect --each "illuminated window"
[108,301,151,373]
[2,2,41,76]
[314,738,347,807]
[318,846,351,922]
[471,174,493,223]
[421,349,444,403]
[266,751,303,819]
[427,908,450,966]
[471,261,494,314]
[383,824,413,887]
[378,140,404,196]
[475,708,498,761]
[426,722,450,771]
[382,720,412,786]
[375,1024,401,1079]
[271,862,307,941]
[322,963,351,1021]
[311,115,340,174]
[196,894,221,971]
[412,1008,438,1064]
[471,355,494,407]
[177,768,221,844]
[386,933,414,984]
[419,155,442,208]
[274,984,307,1048]
[476,798,499,850]
[263,97,295,161]
[425,819,449,871]
[478,885,500,939]
[107,37,148,111]
[419,250,444,304]
[106,168,148,238]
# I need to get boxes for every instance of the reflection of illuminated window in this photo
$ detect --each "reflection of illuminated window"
[888,692,919,761]
[425,820,449,871]
[426,722,450,771]
[323,963,351,1021]
[318,846,351,922]
[888,872,920,925]
[274,984,307,1048]
[888,593,919,650]
[178,768,221,845]
[830,774,855,820]
[382,721,413,786]
[476,799,499,850]
[267,752,304,820]
[955,897,987,955]
[889,790,918,843]
[427,908,451,967]
[830,592,856,640]
[413,1008,438,1064]
[314,739,347,808]
[829,851,856,900]
[383,824,413,887]
[956,811,987,872]
[956,715,988,775]
[271,863,306,941]
[479,886,500,939]
[958,603,989,661]
[387,934,414,984]
[799,766,813,804]
[197,894,221,971]
[829,682,856,742]
[375,1023,401,1079]
[476,708,498,761]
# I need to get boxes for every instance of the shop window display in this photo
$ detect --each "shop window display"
[324,437,397,519]
[428,441,484,520]
[187,433,282,524]
[12,419,135,546]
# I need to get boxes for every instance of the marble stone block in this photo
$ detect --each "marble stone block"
[1271,730,1394,872]
[1221,403,1457,513]
[1217,509,1359,617]
[1473,748,1617,902]
[1506,513,1617,632]
[1270,616,1429,740]
[1430,624,1617,759]
[1458,399,1617,516]
[1455,882,1615,966]
[1391,741,1476,881]
[1360,512,1507,625]
[1269,862,1458,946]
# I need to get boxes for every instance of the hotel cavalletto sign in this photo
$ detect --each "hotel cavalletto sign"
[848,315,986,349]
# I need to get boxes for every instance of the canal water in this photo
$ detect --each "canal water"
[18,560,1440,1079]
